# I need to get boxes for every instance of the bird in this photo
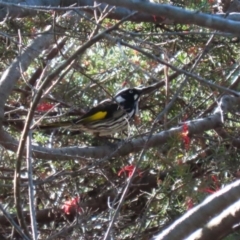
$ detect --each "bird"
[38,86,153,136]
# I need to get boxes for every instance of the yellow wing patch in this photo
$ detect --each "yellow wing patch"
[84,111,107,121]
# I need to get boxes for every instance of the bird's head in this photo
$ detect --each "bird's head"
[114,87,144,105]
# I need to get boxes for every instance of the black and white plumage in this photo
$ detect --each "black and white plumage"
[39,87,152,136]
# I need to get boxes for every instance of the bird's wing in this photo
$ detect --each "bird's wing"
[38,99,120,129]
[74,99,119,124]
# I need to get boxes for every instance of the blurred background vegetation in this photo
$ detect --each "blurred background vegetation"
[1,0,240,239]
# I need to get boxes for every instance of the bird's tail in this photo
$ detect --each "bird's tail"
[37,120,73,130]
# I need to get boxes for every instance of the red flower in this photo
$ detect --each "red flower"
[118,165,142,178]
[36,103,55,112]
[200,188,215,194]
[62,196,82,215]
[122,81,128,87]
[199,175,220,194]
[181,123,191,151]
[185,197,194,210]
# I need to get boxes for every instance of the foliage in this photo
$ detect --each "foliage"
[1,0,240,239]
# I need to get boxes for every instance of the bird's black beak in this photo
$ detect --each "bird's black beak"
[135,84,158,96]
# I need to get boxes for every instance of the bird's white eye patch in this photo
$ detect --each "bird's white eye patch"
[115,95,126,103]
[134,94,139,100]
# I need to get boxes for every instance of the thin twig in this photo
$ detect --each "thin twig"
[13,12,138,239]
[0,2,99,12]
[13,28,31,239]
[155,32,217,122]
[27,126,38,240]
[118,40,240,97]
[46,221,77,240]
[103,32,217,240]
[0,204,31,240]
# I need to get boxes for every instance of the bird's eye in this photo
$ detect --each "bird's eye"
[129,90,133,94]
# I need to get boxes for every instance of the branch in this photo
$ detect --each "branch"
[10,12,135,238]
[0,25,56,239]
[117,38,240,96]
[0,26,55,124]
[98,0,240,35]
[1,0,240,28]
[0,0,163,23]
[187,200,240,240]
[0,100,224,160]
[0,204,30,240]
[152,179,240,240]
[26,130,38,240]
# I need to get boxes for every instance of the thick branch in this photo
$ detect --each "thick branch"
[1,0,240,29]
[2,95,240,161]
[98,0,240,35]
[153,179,240,240]
[187,200,240,240]
[0,0,164,23]
[0,109,222,160]
[0,26,55,124]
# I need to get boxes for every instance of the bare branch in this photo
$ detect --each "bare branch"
[27,129,38,240]
[0,26,55,124]
[152,180,240,240]
[3,95,240,162]
[98,0,240,35]
[1,0,240,27]
[0,204,30,240]
[187,200,240,240]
